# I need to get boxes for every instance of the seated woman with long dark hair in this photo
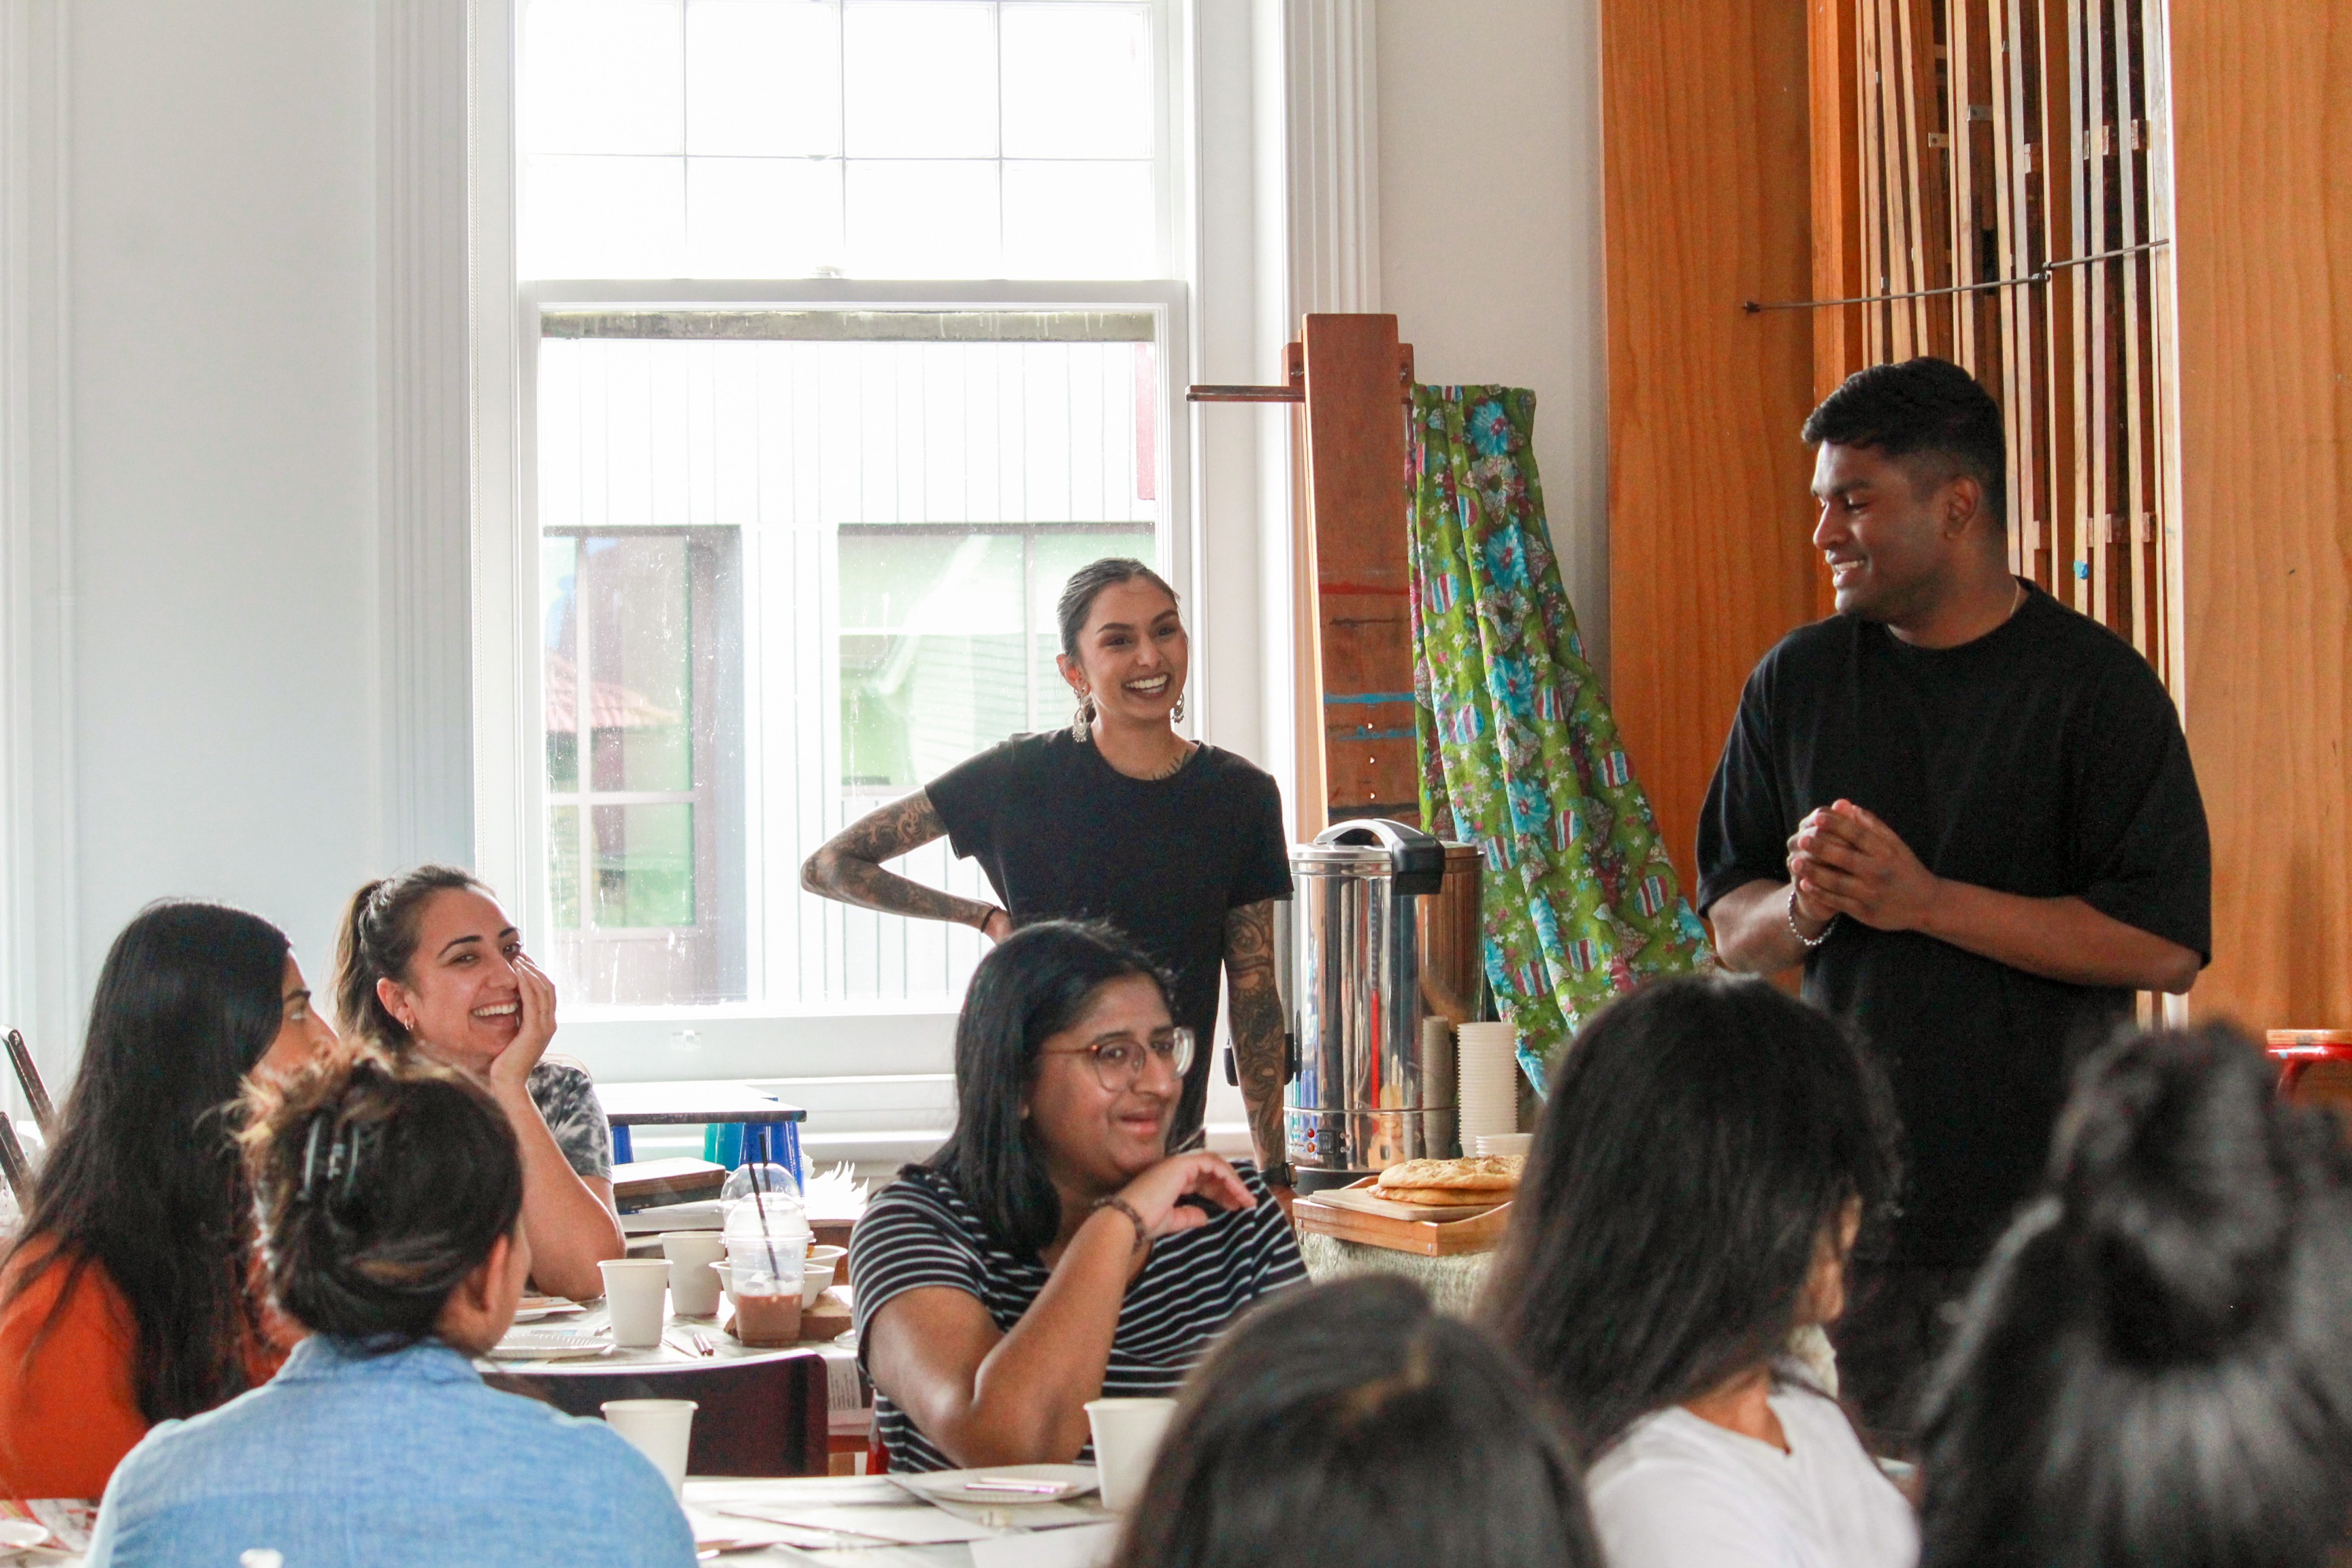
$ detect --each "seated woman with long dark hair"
[85,1051,693,1567]
[1114,1275,1601,1568]
[850,920,1307,1472]
[1488,973,1913,1568]
[1918,1025,2352,1568]
[0,902,334,1502]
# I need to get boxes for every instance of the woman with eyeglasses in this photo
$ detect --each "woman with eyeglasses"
[849,921,1307,1473]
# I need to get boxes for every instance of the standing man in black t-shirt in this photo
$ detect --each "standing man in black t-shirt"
[1697,358,2211,1443]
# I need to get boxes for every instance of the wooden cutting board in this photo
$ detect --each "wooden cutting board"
[1294,1178,1514,1258]
[1311,1184,1508,1223]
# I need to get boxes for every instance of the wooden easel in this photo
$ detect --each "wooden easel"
[1190,314,1417,839]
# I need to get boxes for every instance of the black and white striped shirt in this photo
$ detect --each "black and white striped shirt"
[850,1160,1307,1473]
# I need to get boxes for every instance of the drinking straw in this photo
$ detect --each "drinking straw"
[745,1156,781,1279]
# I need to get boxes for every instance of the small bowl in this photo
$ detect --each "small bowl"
[800,1260,835,1309]
[807,1243,847,1271]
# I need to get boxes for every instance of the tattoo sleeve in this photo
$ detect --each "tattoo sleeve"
[1224,900,1289,1173]
[799,790,998,930]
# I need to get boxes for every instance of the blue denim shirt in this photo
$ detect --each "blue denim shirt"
[85,1336,696,1568]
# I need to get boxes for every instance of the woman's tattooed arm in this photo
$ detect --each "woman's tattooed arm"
[800,790,1000,931]
[1223,899,1289,1175]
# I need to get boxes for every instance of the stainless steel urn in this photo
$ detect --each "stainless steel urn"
[1284,819,1484,1190]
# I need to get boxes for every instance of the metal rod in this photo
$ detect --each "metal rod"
[1186,385,1305,403]
[1742,238,2171,314]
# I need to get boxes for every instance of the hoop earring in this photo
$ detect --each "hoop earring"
[1071,691,1094,742]
[1171,694,1185,723]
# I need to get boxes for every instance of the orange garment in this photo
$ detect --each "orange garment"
[0,1241,291,1502]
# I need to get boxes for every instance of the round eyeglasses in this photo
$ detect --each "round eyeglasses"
[1047,1026,1196,1093]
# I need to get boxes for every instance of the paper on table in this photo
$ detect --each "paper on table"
[925,1499,1113,1529]
[969,1521,1120,1568]
[710,1505,1003,1546]
[686,1477,905,1508]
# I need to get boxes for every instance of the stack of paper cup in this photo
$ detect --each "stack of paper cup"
[1458,1022,1521,1143]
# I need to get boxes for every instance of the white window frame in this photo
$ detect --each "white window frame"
[469,2,1202,1079]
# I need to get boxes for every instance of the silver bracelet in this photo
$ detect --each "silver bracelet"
[1786,883,1834,949]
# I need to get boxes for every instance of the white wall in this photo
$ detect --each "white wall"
[63,0,381,1026]
[1375,0,1609,681]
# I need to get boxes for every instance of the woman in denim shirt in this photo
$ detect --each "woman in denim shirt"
[84,1051,693,1568]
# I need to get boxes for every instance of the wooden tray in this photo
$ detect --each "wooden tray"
[1311,1184,1507,1223]
[1294,1178,1514,1258]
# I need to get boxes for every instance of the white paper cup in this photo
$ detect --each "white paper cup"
[602,1398,697,1499]
[659,1232,728,1318]
[1475,1132,1533,1158]
[598,1258,672,1348]
[1085,1396,1178,1512]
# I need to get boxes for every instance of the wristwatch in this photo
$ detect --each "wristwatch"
[1261,1160,1295,1189]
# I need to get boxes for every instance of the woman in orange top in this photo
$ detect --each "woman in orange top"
[0,901,336,1501]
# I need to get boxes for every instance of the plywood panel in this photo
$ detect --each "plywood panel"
[1604,0,1822,892]
[2168,0,2352,1029]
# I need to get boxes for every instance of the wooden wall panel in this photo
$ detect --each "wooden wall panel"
[2168,0,2352,1029]
[1603,0,1823,892]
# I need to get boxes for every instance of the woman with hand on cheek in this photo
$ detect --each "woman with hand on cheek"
[332,866,623,1301]
[851,921,1307,1473]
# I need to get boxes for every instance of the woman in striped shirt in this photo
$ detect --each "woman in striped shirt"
[851,921,1307,1473]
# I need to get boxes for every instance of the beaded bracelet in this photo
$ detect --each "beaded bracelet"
[1090,1195,1150,1256]
[1787,883,1835,950]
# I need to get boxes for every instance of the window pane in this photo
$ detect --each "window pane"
[592,802,697,927]
[544,536,582,791]
[1000,3,1152,159]
[523,155,686,279]
[585,536,694,793]
[845,161,1000,278]
[535,321,1165,1011]
[685,1,842,157]
[838,532,1028,786]
[1002,161,1155,279]
[842,1,998,157]
[523,0,685,155]
[687,158,845,277]
[550,804,584,928]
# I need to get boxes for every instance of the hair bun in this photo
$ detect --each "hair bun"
[2058,1032,2293,1365]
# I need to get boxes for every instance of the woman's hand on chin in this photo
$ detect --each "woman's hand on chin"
[487,953,559,1096]
[1115,1150,1258,1240]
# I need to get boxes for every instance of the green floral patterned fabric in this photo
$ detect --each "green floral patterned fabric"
[1409,385,1713,1088]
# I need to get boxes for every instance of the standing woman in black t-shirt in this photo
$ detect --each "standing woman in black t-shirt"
[802,558,1295,1180]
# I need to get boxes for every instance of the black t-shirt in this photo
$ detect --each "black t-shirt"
[926,732,1294,1143]
[1697,583,2211,1265]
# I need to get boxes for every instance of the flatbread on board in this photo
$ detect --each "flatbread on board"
[1375,1156,1522,1192]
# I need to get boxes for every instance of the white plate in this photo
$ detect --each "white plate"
[486,1330,613,1361]
[0,1522,48,1550]
[889,1463,1099,1505]
[508,1302,587,1323]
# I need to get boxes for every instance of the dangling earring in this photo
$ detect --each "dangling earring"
[1071,689,1094,742]
[1171,693,1185,723]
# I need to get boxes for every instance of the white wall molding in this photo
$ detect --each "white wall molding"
[380,0,476,870]
[1284,0,1382,316]
[0,0,79,1093]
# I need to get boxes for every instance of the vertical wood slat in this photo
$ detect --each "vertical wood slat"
[1988,0,2037,581]
[1946,0,1978,372]
[1810,0,1869,406]
[1893,0,1936,352]
[1859,0,1889,361]
[2034,0,2078,610]
[1874,0,1916,357]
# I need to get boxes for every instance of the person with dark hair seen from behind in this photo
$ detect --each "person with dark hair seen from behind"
[0,902,333,1505]
[850,920,1306,1473]
[1114,1275,1601,1568]
[333,865,624,1299]
[1919,1024,2352,1568]
[83,1051,694,1567]
[1488,974,1914,1568]
[1699,355,2212,1446]
[802,559,1297,1193]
